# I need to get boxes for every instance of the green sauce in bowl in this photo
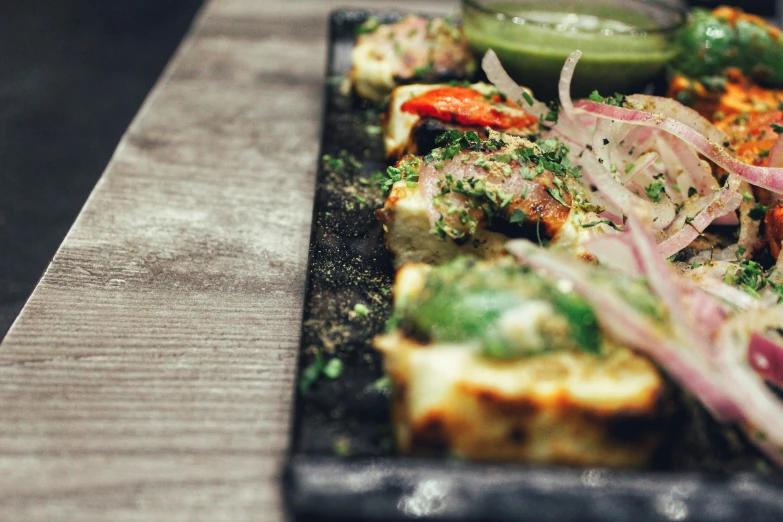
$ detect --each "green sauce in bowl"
[462,0,685,99]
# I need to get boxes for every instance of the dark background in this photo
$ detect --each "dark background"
[0,1,204,340]
[690,1,776,16]
[0,0,777,343]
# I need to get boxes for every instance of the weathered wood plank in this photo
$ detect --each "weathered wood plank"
[0,0,459,520]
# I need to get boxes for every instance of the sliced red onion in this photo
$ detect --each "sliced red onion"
[715,311,783,467]
[620,151,659,183]
[695,280,759,310]
[711,212,740,226]
[712,182,759,261]
[658,226,700,259]
[506,239,744,422]
[687,176,742,234]
[583,232,640,277]
[657,175,742,258]
[625,212,714,360]
[680,285,730,340]
[626,94,728,145]
[578,149,676,230]
[660,134,719,195]
[748,332,783,387]
[558,50,581,121]
[481,50,548,120]
[575,100,783,194]
[591,119,635,177]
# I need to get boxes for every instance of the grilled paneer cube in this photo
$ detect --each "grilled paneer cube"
[375,131,611,266]
[384,83,538,159]
[374,259,669,466]
[349,15,476,103]
[376,179,509,266]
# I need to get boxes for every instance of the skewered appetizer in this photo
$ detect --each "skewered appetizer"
[375,256,668,466]
[349,15,476,103]
[384,82,538,159]
[376,130,611,266]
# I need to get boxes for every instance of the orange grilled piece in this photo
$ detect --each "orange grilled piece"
[400,86,537,130]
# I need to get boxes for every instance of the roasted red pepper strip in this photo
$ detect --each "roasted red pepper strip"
[400,86,537,130]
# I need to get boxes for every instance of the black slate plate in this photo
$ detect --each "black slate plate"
[283,9,783,521]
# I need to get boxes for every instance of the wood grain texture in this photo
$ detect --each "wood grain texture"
[0,0,457,520]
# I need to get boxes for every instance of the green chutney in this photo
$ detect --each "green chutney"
[462,1,681,99]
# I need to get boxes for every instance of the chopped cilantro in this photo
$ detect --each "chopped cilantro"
[749,203,772,220]
[546,187,571,208]
[582,219,619,230]
[322,358,344,379]
[354,303,369,317]
[772,123,783,134]
[688,187,698,197]
[645,179,666,202]
[373,156,421,193]
[723,259,781,298]
[510,208,527,225]
[589,90,626,107]
[435,129,483,160]
[300,353,343,392]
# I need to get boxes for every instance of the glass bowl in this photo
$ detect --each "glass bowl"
[461,0,686,99]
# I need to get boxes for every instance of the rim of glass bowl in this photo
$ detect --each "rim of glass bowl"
[462,0,687,36]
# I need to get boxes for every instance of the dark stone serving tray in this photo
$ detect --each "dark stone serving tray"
[283,9,783,521]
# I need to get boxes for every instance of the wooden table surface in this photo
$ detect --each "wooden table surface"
[0,1,455,520]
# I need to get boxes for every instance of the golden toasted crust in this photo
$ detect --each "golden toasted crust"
[374,264,670,467]
[376,181,509,268]
[376,333,668,467]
